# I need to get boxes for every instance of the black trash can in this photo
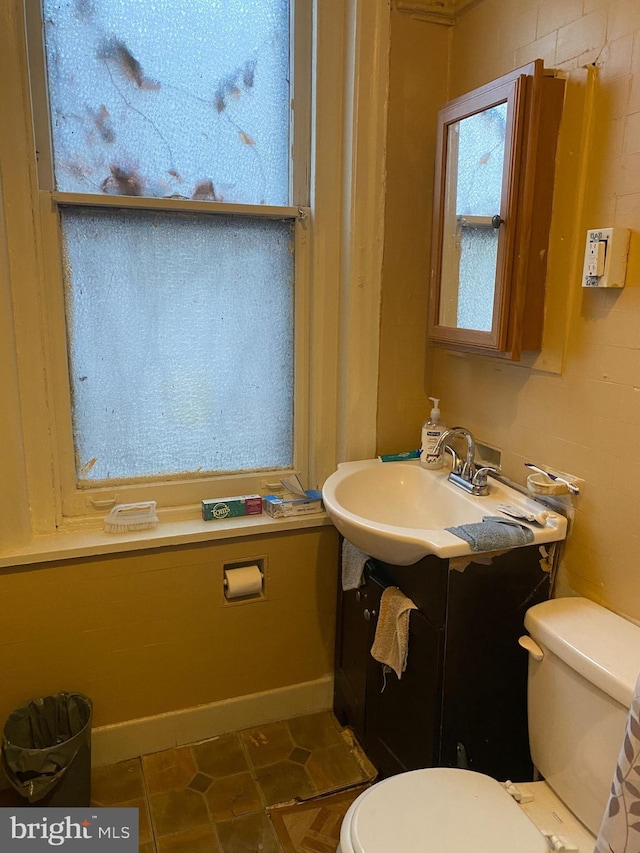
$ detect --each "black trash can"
[2,692,92,806]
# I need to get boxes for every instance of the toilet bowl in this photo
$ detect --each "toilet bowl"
[337,597,640,853]
[337,769,595,852]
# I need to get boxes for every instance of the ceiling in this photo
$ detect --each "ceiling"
[394,0,483,25]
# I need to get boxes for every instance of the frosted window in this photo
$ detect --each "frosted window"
[457,228,498,332]
[455,103,507,217]
[61,208,294,482]
[42,0,290,205]
[439,101,506,331]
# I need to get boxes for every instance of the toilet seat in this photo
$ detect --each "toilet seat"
[340,768,549,853]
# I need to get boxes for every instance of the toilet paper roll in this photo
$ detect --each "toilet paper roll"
[224,565,263,599]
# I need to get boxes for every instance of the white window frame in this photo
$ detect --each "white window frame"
[0,0,388,546]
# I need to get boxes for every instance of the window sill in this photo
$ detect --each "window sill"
[0,512,333,569]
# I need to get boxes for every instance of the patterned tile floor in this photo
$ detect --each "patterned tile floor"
[0,711,373,852]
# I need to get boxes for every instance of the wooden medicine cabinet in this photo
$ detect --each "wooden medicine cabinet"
[428,60,565,360]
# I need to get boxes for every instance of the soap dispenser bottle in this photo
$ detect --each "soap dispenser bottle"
[420,397,447,469]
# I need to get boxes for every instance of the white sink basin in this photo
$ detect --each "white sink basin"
[322,459,567,565]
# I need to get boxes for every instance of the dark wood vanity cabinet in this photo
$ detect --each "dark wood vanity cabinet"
[333,545,551,781]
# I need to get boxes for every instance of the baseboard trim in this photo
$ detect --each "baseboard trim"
[91,675,334,767]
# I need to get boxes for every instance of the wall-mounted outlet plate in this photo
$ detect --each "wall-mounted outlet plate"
[582,227,630,288]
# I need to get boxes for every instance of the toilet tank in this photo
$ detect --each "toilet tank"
[524,597,640,836]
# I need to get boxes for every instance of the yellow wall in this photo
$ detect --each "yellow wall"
[0,528,338,728]
[381,0,640,619]
[378,10,449,452]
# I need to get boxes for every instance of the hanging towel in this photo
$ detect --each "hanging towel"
[446,516,534,553]
[371,587,417,679]
[595,670,640,853]
[342,539,369,591]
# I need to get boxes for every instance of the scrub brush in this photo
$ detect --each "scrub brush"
[104,501,159,532]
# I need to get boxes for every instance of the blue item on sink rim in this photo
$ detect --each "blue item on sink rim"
[446,516,535,552]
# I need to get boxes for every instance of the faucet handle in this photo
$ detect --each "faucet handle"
[472,465,501,486]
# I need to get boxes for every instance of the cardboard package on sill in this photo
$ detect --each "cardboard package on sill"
[263,474,324,518]
[202,494,263,521]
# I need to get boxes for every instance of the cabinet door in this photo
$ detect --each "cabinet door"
[333,571,377,743]
[440,546,549,780]
[428,59,565,360]
[364,576,444,778]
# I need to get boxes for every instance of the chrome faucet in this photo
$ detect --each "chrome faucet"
[433,427,498,496]
[435,427,476,476]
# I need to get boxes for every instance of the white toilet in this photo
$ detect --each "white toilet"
[338,596,640,852]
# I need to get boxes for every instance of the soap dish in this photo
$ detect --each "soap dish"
[527,473,568,496]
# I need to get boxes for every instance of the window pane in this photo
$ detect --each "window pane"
[457,227,498,332]
[455,103,507,217]
[42,0,290,205]
[61,208,294,482]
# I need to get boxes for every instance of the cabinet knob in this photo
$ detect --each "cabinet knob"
[363,608,376,621]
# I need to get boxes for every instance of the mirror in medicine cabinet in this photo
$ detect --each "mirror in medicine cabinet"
[428,60,565,360]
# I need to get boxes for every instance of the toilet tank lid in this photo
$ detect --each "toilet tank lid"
[524,597,640,707]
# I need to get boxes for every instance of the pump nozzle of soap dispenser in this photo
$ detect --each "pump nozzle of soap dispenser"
[428,397,440,421]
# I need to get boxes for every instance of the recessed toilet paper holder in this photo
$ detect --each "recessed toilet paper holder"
[222,559,266,603]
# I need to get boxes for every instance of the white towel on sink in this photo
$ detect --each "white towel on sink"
[341,539,369,590]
